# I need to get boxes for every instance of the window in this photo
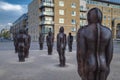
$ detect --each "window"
[71,27,76,32]
[71,19,76,24]
[45,25,53,33]
[59,10,64,15]
[80,20,83,26]
[59,1,64,7]
[59,18,64,23]
[108,16,110,20]
[71,11,76,16]
[80,6,83,10]
[104,16,106,20]
[71,3,76,8]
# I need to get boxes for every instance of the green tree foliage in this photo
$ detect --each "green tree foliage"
[2,31,10,39]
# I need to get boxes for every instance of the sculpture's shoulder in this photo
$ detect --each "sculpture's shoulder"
[102,26,112,35]
[64,33,66,37]
[78,25,87,34]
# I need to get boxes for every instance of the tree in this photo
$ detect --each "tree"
[1,31,10,39]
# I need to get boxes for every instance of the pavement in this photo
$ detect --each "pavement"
[0,41,120,80]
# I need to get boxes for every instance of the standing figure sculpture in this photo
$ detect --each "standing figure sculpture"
[24,29,31,58]
[46,28,54,55]
[68,32,73,52]
[57,27,67,67]
[13,33,18,53]
[77,8,113,80]
[39,32,44,50]
[16,30,27,62]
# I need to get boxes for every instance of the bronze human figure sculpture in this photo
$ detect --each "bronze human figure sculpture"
[24,29,31,58]
[46,28,54,55]
[16,30,27,62]
[68,32,73,52]
[39,32,44,50]
[57,27,67,67]
[77,8,113,80]
[13,33,18,53]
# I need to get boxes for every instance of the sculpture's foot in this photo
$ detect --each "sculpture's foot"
[40,48,43,50]
[15,51,17,53]
[19,59,25,62]
[25,56,29,58]
[59,64,65,67]
[48,52,52,55]
[69,49,72,52]
[18,55,25,62]
[24,54,29,58]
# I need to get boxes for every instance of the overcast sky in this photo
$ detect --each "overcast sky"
[0,0,32,31]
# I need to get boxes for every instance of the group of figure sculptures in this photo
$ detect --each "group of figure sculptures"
[13,29,31,62]
[39,28,73,67]
[13,8,113,80]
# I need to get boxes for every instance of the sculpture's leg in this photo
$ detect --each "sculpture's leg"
[63,50,66,66]
[18,47,25,62]
[99,68,110,80]
[48,45,51,55]
[40,43,43,50]
[15,45,18,53]
[61,49,65,66]
[58,51,62,66]
[18,52,25,62]
[69,44,71,52]
[87,72,95,80]
[27,47,30,57]
[24,47,27,58]
[49,45,52,55]
[26,46,30,58]
[68,44,70,52]
[26,47,29,58]
[70,43,72,52]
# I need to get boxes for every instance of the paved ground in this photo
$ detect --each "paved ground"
[0,41,120,80]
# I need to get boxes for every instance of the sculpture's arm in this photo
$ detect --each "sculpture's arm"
[106,33,113,67]
[77,28,86,77]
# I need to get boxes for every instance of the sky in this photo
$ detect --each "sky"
[109,0,120,3]
[0,0,32,31]
[100,0,120,3]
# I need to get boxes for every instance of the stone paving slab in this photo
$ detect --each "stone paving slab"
[0,50,119,80]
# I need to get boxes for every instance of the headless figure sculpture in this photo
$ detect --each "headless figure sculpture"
[57,27,67,67]
[24,29,31,58]
[13,33,18,53]
[46,29,54,55]
[39,32,44,50]
[77,8,113,80]
[68,32,73,52]
[17,30,27,62]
